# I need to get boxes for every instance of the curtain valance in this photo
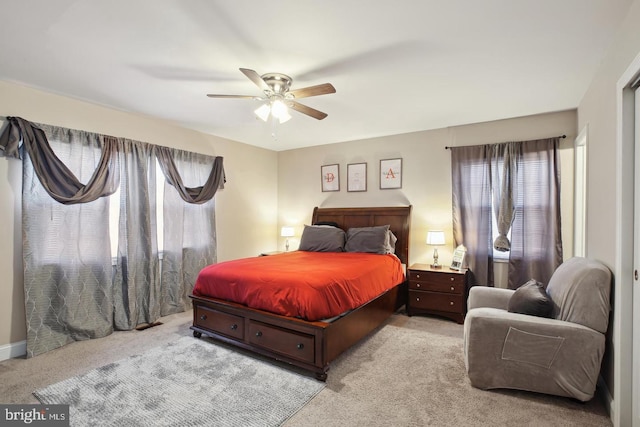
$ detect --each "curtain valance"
[0,116,225,205]
[156,146,225,204]
[0,116,119,204]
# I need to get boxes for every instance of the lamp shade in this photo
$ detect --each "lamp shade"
[426,230,445,245]
[280,226,295,237]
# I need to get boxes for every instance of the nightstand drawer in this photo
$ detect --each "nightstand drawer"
[408,280,464,294]
[409,270,464,285]
[408,290,464,314]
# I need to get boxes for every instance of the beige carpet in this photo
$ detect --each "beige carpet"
[0,310,612,426]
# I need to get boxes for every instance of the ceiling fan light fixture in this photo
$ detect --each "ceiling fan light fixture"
[212,68,335,123]
[254,103,271,122]
[271,100,291,124]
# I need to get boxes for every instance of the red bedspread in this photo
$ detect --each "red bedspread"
[192,251,405,321]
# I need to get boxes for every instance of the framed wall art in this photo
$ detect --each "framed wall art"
[380,158,402,189]
[321,164,340,192]
[347,162,367,192]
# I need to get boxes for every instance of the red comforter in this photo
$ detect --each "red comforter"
[192,251,405,321]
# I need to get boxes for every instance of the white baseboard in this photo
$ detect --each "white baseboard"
[0,340,26,361]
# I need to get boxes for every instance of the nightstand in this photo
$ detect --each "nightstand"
[407,263,469,324]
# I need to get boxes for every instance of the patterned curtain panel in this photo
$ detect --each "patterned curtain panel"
[0,117,224,356]
[160,149,218,316]
[113,139,160,329]
[22,124,115,357]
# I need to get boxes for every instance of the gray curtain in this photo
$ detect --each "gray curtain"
[156,146,225,204]
[113,139,159,329]
[451,145,494,286]
[159,148,218,316]
[507,138,563,288]
[19,124,116,357]
[491,143,518,252]
[0,117,119,203]
[0,117,224,356]
[450,138,562,289]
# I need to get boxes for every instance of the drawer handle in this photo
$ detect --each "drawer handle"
[416,274,420,279]
[416,283,421,288]
[230,324,238,330]
[200,314,207,321]
[450,277,455,281]
[450,286,455,291]
[255,331,262,337]
[450,301,454,306]
[297,343,304,350]
[416,297,420,302]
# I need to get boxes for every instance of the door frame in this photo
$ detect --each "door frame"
[615,51,640,427]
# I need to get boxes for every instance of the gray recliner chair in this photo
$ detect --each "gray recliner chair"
[463,257,611,401]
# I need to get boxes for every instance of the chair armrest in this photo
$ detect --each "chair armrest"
[463,307,605,401]
[467,286,514,310]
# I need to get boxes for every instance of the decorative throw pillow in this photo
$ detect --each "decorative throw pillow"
[507,279,554,318]
[345,225,391,254]
[298,225,346,252]
[386,230,398,254]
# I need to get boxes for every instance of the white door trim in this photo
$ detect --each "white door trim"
[615,50,640,427]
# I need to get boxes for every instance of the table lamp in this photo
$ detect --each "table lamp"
[281,226,295,251]
[426,230,445,269]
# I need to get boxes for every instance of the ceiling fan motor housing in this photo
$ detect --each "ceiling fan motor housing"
[261,73,293,95]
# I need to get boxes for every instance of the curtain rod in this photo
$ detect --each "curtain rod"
[445,134,566,150]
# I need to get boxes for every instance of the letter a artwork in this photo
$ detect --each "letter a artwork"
[379,158,402,189]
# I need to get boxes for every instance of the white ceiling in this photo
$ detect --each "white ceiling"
[0,1,632,151]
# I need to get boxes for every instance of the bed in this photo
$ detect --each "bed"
[190,205,411,380]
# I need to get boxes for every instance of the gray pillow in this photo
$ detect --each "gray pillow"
[298,225,346,252]
[507,279,553,318]
[345,225,392,254]
[386,230,397,254]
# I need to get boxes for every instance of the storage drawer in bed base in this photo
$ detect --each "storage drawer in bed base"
[189,283,402,382]
[190,296,329,380]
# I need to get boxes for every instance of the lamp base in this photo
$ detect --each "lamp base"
[430,264,442,269]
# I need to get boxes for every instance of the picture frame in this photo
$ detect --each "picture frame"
[321,164,340,192]
[450,245,467,271]
[380,158,402,189]
[347,162,367,192]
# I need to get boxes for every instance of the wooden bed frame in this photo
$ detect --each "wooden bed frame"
[190,205,411,380]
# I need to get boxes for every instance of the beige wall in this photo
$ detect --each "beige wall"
[277,110,577,277]
[0,81,279,350]
[577,0,640,424]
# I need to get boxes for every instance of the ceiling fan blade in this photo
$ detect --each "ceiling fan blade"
[288,83,336,99]
[289,101,328,120]
[207,94,262,99]
[239,68,271,93]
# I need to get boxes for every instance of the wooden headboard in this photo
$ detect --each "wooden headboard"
[311,206,412,266]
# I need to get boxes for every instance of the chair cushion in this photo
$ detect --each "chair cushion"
[507,279,553,318]
[545,257,611,333]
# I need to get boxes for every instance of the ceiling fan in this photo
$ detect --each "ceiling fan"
[207,68,336,123]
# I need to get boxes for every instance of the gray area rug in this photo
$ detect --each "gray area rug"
[34,336,325,427]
